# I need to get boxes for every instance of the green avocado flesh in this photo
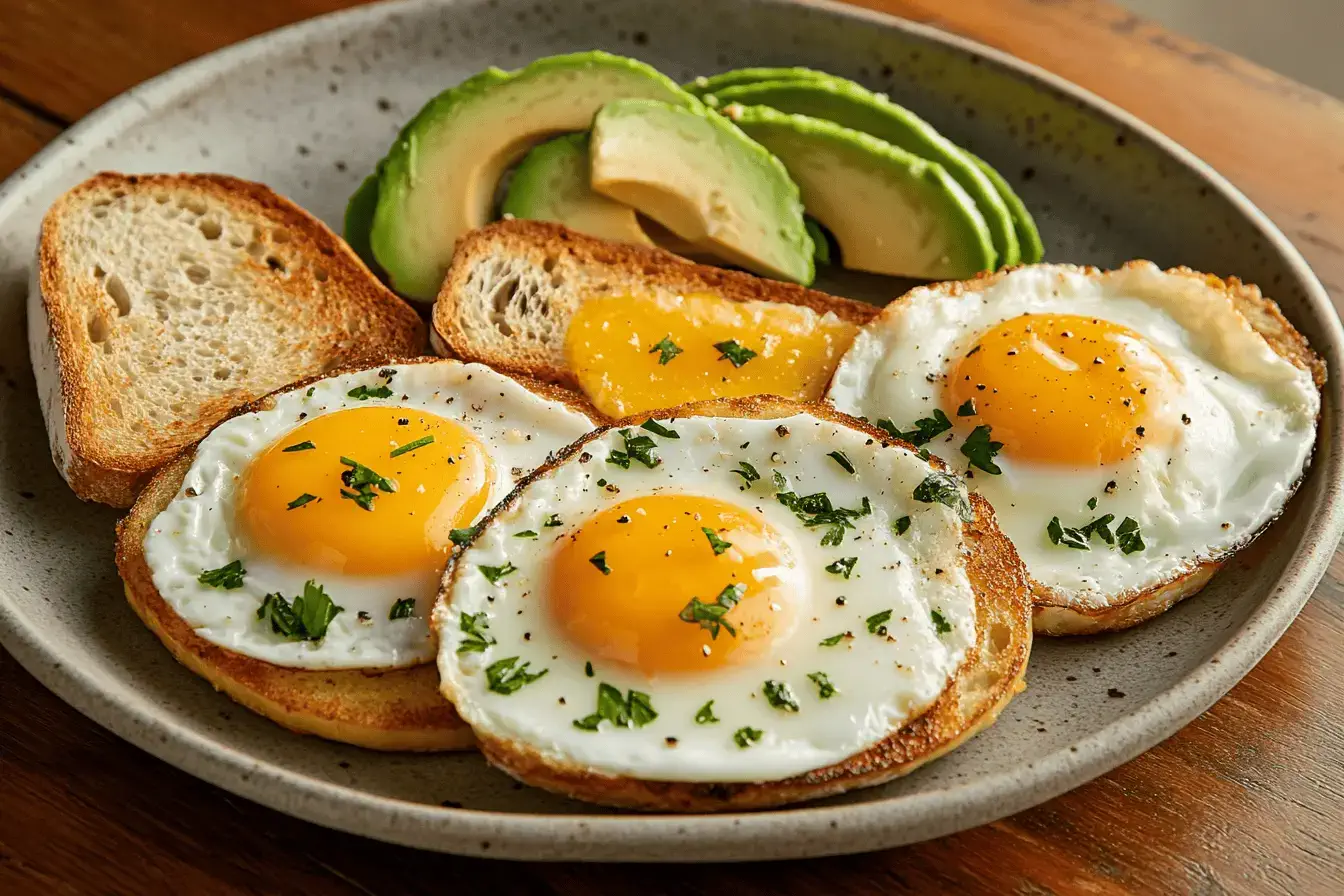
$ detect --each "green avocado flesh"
[343,173,382,272]
[708,78,1019,268]
[361,52,694,301]
[727,105,995,279]
[686,67,833,98]
[589,99,815,285]
[967,152,1044,263]
[502,133,653,246]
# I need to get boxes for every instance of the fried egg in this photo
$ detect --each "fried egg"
[142,359,593,670]
[826,263,1322,618]
[435,403,984,783]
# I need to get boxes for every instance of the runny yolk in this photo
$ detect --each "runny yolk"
[547,494,801,676]
[563,292,860,418]
[946,313,1178,466]
[239,406,495,576]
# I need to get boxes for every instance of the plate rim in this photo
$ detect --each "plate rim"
[1,0,1341,862]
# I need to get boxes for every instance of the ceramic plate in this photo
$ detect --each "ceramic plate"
[0,0,1340,862]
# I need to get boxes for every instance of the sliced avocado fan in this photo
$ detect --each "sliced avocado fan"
[502,133,653,247]
[706,78,1019,267]
[358,52,695,301]
[590,99,815,285]
[725,104,995,280]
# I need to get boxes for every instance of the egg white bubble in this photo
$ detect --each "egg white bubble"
[142,361,593,670]
[827,263,1320,605]
[439,413,979,783]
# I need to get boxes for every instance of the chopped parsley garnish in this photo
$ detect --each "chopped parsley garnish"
[808,671,837,699]
[866,609,893,634]
[457,611,495,653]
[347,384,394,400]
[762,679,800,712]
[733,726,763,748]
[485,656,548,695]
[607,428,660,469]
[543,513,563,528]
[649,335,683,365]
[449,525,480,546]
[1116,517,1145,554]
[877,409,952,446]
[824,556,858,579]
[282,440,316,453]
[701,527,733,556]
[714,339,757,367]
[1087,497,1098,510]
[585,661,594,678]
[514,530,538,539]
[1047,516,1090,550]
[892,515,912,537]
[776,487,872,546]
[339,456,395,510]
[389,598,416,620]
[589,551,611,575]
[913,472,973,521]
[305,387,315,398]
[827,450,855,474]
[960,425,1004,475]
[256,580,341,642]
[573,682,658,731]
[731,460,761,485]
[694,700,719,724]
[679,583,745,639]
[640,419,679,439]
[479,562,518,584]
[819,632,850,647]
[1081,513,1116,546]
[931,609,952,635]
[287,493,318,510]
[389,434,434,458]
[956,399,976,417]
[199,560,246,590]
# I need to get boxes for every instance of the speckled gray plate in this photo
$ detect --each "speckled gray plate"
[0,0,1340,863]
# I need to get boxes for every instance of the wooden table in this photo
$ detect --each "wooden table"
[2,0,1342,891]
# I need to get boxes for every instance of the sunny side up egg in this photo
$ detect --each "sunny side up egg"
[826,263,1322,621]
[141,360,593,670]
[435,404,988,787]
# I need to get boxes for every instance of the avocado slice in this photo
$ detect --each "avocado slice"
[502,133,653,246]
[364,52,693,301]
[706,78,1019,267]
[967,152,1044,264]
[343,173,382,272]
[589,99,814,285]
[724,104,995,279]
[686,67,832,98]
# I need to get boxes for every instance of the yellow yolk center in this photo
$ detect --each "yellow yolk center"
[547,494,800,675]
[239,406,495,576]
[947,313,1177,466]
[564,292,859,418]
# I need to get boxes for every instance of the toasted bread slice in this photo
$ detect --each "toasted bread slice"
[431,219,878,398]
[31,172,427,508]
[113,357,598,751]
[434,396,1034,810]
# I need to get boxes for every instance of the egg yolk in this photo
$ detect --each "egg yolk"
[947,313,1177,466]
[564,292,859,418]
[547,494,801,676]
[239,406,495,576]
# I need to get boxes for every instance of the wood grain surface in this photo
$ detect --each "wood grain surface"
[1,0,1341,892]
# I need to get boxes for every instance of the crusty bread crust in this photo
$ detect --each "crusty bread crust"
[435,395,1034,810]
[431,219,879,391]
[113,356,598,751]
[835,260,1326,637]
[34,172,428,508]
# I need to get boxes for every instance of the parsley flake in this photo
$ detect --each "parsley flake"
[390,434,434,458]
[485,656,548,695]
[695,700,719,724]
[825,556,858,579]
[449,525,480,546]
[457,611,495,653]
[543,513,563,528]
[776,487,872,546]
[960,425,1004,475]
[808,671,837,699]
[1117,517,1145,554]
[514,530,538,539]
[282,441,316,453]
[640,419,680,439]
[338,456,395,511]
[827,450,855,474]
[701,527,733,555]
[731,460,761,485]
[649,336,683,365]
[585,661,594,677]
[199,560,246,590]
[256,580,341,642]
[956,399,976,417]
[913,472,973,521]
[1087,497,1098,510]
[931,609,952,635]
[287,493,318,510]
[877,409,952,446]
[479,562,518,584]
[1081,513,1116,546]
[389,598,416,620]
[714,339,757,367]
[347,384,394,400]
[866,609,893,634]
[573,682,657,731]
[1046,516,1090,550]
[892,515,912,537]
[679,583,745,639]
[762,679,800,712]
[819,632,850,647]
[733,726,763,748]
[607,428,660,469]
[589,551,611,575]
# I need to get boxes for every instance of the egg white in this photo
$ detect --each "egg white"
[827,263,1320,606]
[437,413,978,783]
[142,361,593,670]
